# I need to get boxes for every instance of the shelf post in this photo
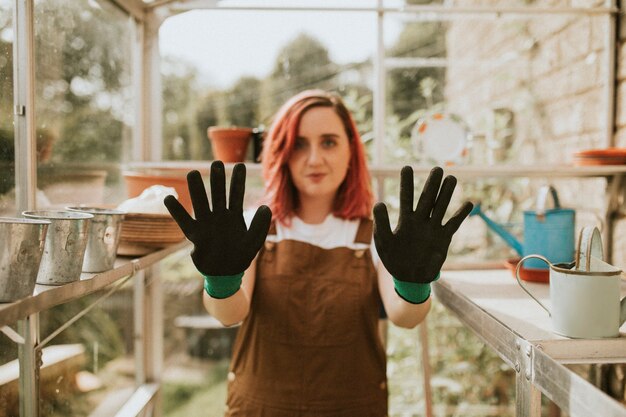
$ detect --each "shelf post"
[134,265,164,415]
[18,314,40,417]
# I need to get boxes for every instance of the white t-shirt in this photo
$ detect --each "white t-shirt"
[244,209,380,267]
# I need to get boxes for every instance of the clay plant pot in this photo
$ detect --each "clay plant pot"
[207,126,253,163]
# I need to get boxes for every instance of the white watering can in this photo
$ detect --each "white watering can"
[516,226,626,339]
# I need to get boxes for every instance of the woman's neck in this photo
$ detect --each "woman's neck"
[296,195,334,224]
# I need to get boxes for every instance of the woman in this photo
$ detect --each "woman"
[164,90,473,416]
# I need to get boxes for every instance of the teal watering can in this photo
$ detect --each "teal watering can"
[471,185,576,270]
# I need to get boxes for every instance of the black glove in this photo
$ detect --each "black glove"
[164,161,271,297]
[373,166,473,302]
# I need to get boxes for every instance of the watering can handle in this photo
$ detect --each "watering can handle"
[575,226,603,272]
[515,255,551,316]
[535,185,560,217]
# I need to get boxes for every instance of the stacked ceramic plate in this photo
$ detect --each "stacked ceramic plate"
[117,213,185,256]
[573,148,626,166]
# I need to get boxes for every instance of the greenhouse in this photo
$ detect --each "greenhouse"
[0,0,625,416]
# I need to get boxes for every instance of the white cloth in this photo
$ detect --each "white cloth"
[244,209,380,267]
[117,185,176,214]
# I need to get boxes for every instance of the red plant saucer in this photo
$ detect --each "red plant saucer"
[503,258,550,284]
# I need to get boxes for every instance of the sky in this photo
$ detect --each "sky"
[159,6,404,89]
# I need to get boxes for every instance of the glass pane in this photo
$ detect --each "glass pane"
[37,284,137,416]
[0,320,19,415]
[387,303,517,417]
[34,0,134,210]
[160,255,230,416]
[384,12,608,166]
[446,13,607,164]
[0,0,15,215]
[159,9,378,163]
[383,10,608,262]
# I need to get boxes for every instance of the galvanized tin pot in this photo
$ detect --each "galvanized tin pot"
[0,217,50,302]
[22,210,93,285]
[66,207,126,272]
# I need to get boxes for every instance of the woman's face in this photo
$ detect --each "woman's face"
[288,106,351,202]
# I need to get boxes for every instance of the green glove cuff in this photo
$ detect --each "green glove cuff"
[203,272,244,299]
[393,272,440,304]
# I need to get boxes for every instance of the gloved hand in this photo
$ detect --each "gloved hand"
[373,166,473,303]
[164,161,272,298]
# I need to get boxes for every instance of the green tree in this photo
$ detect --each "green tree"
[0,31,12,133]
[35,0,132,163]
[0,4,14,172]
[162,57,202,160]
[225,76,261,128]
[388,0,446,123]
[195,90,225,160]
[53,110,124,161]
[338,84,373,141]
[262,33,338,119]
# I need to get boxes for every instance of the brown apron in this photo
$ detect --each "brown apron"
[225,218,388,417]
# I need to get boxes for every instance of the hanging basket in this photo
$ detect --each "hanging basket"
[207,126,253,163]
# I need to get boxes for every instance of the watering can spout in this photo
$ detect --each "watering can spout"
[470,204,524,256]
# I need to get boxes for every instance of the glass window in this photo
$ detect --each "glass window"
[37,286,138,416]
[34,0,134,210]
[388,10,607,265]
[159,8,377,163]
[384,11,608,166]
[0,0,15,215]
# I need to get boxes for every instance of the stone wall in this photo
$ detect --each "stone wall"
[444,0,626,267]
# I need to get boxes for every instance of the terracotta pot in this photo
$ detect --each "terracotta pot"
[123,170,193,213]
[208,126,253,162]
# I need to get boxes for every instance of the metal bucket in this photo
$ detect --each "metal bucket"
[0,217,50,302]
[22,210,93,285]
[66,207,126,272]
